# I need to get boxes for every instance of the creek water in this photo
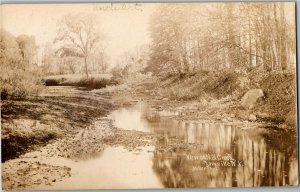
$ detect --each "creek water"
[51,101,298,189]
[44,146,163,190]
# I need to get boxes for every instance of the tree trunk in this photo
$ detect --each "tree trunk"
[249,19,252,67]
[255,39,258,67]
[279,3,287,71]
[206,53,209,71]
[84,56,89,78]
[271,36,278,71]
[223,47,226,69]
[273,3,281,71]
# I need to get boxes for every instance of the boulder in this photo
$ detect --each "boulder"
[240,89,264,109]
[249,114,257,122]
[221,118,228,122]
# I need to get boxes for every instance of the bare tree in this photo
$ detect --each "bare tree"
[54,13,104,78]
[147,2,295,75]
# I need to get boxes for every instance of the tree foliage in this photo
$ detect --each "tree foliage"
[0,29,43,99]
[54,13,105,78]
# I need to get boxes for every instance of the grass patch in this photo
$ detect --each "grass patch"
[2,129,58,162]
[1,90,115,162]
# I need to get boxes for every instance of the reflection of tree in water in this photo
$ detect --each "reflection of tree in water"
[151,121,298,187]
[152,150,191,188]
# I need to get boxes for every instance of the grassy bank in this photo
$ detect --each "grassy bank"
[1,88,115,162]
[257,72,297,126]
[130,70,297,128]
[43,74,117,90]
[156,70,249,101]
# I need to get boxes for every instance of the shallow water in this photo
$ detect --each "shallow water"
[43,146,163,190]
[110,102,298,187]
[42,101,298,189]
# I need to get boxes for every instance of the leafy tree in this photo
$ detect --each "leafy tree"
[54,13,105,78]
[16,34,38,68]
[90,45,109,73]
[41,43,56,75]
[146,3,295,76]
[1,29,43,99]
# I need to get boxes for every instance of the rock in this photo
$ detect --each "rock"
[229,113,236,118]
[249,114,257,122]
[227,117,232,122]
[162,98,169,101]
[215,114,222,120]
[155,96,163,100]
[279,124,288,129]
[221,118,228,122]
[256,112,268,118]
[240,89,264,109]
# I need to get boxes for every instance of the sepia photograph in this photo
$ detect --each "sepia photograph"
[0,1,298,190]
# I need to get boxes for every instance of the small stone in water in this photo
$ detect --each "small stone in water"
[249,114,257,121]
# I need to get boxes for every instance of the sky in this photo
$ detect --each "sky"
[2,3,155,65]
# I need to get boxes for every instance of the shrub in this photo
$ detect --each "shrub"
[1,29,44,100]
[44,78,59,86]
[0,67,44,100]
[75,77,112,90]
[110,66,124,84]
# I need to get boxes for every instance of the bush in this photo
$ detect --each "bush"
[1,29,44,100]
[110,66,124,84]
[0,68,44,100]
[44,78,59,86]
[74,77,112,89]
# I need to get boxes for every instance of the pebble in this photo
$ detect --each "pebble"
[229,113,236,118]
[249,114,257,122]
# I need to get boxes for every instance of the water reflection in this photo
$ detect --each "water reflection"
[45,146,163,190]
[111,102,298,188]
